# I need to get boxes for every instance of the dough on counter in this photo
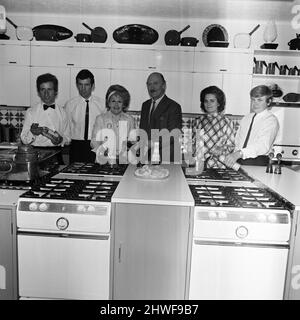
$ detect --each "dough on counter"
[134,165,169,179]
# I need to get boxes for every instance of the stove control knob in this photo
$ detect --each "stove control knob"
[292,149,298,156]
[29,202,38,211]
[87,205,96,212]
[39,203,49,211]
[77,205,86,212]
[268,214,277,223]
[218,211,227,219]
[208,211,217,219]
[236,226,248,239]
[56,217,69,231]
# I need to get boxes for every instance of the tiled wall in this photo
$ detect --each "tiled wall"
[0,107,242,145]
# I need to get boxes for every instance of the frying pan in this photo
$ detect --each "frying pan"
[164,25,190,46]
[6,17,33,41]
[82,22,107,43]
[33,25,73,41]
[233,24,260,49]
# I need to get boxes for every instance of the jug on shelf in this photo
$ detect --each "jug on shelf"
[253,58,267,74]
[279,64,289,75]
[266,62,279,75]
[288,66,299,76]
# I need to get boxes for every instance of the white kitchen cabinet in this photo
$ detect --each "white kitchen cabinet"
[30,45,80,67]
[0,65,30,106]
[112,203,190,300]
[0,42,30,106]
[30,66,71,107]
[194,50,253,74]
[223,73,252,115]
[112,46,157,70]
[0,206,17,300]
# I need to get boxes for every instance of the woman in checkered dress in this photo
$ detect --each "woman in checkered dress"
[193,86,235,169]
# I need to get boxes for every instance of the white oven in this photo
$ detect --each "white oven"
[16,198,112,300]
[188,207,291,300]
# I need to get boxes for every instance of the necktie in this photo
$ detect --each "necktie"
[242,113,257,148]
[43,104,55,111]
[84,100,89,140]
[149,100,156,124]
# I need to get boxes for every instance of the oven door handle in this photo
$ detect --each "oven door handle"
[193,239,289,249]
[17,230,110,240]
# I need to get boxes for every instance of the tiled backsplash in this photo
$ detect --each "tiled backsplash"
[0,107,242,144]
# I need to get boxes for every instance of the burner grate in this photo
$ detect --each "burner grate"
[190,185,290,210]
[60,163,128,176]
[20,178,119,202]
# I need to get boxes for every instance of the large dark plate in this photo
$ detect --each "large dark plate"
[33,24,73,41]
[202,24,228,47]
[113,24,158,44]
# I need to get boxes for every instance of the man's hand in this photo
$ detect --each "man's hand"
[223,151,242,168]
[30,123,43,136]
[41,127,63,145]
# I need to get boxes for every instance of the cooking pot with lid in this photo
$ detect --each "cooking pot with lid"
[180,37,199,46]
[74,33,91,42]
[0,144,40,180]
[288,34,300,50]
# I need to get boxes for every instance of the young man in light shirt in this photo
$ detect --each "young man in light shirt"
[224,85,279,167]
[21,73,71,147]
[64,69,105,163]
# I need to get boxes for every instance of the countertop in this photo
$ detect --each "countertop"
[112,164,194,206]
[242,165,300,209]
[0,189,25,206]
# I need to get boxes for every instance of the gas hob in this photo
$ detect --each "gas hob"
[184,168,254,187]
[19,178,119,202]
[189,184,293,210]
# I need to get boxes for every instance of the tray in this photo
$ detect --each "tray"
[134,165,169,180]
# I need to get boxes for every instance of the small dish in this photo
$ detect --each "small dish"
[260,43,278,49]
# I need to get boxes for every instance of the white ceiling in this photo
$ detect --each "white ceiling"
[0,0,296,21]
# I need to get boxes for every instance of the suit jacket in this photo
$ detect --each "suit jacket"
[139,95,182,163]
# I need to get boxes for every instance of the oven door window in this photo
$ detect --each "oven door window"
[17,234,110,300]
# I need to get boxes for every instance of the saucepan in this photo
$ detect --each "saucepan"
[180,36,199,47]
[6,17,33,41]
[74,33,91,42]
[233,24,260,49]
[82,22,107,43]
[164,25,190,45]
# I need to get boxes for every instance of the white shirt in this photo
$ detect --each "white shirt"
[235,109,279,159]
[64,95,105,140]
[21,103,71,147]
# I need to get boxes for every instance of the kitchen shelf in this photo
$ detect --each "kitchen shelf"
[271,101,300,108]
[254,49,300,56]
[253,74,300,79]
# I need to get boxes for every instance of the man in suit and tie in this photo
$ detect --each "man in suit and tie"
[139,72,182,164]
[224,85,279,167]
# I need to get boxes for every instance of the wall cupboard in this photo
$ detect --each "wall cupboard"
[0,41,255,115]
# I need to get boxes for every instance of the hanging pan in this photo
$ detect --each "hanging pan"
[233,24,260,49]
[6,17,33,41]
[82,22,107,43]
[164,25,190,46]
[33,24,73,41]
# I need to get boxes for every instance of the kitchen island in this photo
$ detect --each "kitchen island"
[111,164,194,300]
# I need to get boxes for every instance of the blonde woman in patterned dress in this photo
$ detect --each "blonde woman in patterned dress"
[193,86,235,169]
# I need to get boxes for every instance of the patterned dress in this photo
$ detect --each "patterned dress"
[192,112,235,168]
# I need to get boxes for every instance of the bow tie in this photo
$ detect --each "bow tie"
[43,104,55,111]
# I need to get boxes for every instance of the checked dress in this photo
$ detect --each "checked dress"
[192,113,235,168]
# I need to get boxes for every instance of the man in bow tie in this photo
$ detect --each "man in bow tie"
[21,73,71,148]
